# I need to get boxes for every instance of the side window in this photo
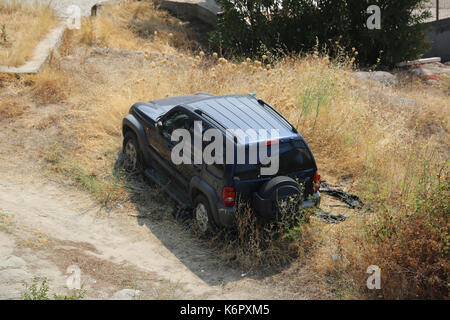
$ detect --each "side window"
[187,118,205,163]
[161,111,190,140]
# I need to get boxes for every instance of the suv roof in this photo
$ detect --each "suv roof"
[149,94,297,143]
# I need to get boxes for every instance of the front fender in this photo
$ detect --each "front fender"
[122,114,146,145]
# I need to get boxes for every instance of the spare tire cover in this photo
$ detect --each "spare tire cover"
[259,176,301,200]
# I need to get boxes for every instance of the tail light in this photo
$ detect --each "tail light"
[313,172,321,192]
[222,186,235,207]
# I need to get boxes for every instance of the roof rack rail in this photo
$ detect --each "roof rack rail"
[257,99,298,133]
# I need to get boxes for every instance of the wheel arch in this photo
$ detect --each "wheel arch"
[189,177,220,225]
[122,114,147,149]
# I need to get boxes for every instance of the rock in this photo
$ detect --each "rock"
[0,269,31,283]
[352,71,398,87]
[0,256,26,270]
[110,289,141,300]
[160,0,221,27]
[396,57,441,67]
[409,63,450,79]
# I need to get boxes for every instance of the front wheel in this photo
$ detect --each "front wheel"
[123,132,143,172]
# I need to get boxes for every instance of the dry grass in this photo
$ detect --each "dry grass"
[76,0,201,55]
[29,70,69,105]
[207,200,316,271]
[4,1,448,299]
[0,98,30,120]
[0,0,57,67]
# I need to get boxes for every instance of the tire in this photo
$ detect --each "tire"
[193,195,217,234]
[258,176,302,218]
[259,176,300,199]
[123,131,144,172]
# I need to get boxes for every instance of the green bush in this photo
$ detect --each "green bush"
[23,277,86,300]
[212,0,431,66]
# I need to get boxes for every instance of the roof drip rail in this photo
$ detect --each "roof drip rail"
[257,99,298,133]
[195,109,229,135]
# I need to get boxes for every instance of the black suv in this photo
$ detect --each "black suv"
[122,93,321,233]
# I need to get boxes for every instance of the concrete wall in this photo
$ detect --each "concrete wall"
[422,17,450,62]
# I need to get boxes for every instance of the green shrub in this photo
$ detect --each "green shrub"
[23,277,86,300]
[212,0,431,66]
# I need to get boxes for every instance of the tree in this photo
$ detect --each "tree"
[211,0,431,66]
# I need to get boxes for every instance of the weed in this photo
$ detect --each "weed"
[209,196,315,271]
[23,277,87,300]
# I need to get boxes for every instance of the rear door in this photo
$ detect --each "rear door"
[233,138,317,198]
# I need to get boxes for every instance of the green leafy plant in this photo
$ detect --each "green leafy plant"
[212,0,431,67]
[23,277,50,300]
[23,277,86,300]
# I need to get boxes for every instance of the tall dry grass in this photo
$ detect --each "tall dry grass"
[0,0,57,67]
[19,1,449,298]
[77,0,199,55]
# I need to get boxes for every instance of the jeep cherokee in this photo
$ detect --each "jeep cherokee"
[122,93,321,233]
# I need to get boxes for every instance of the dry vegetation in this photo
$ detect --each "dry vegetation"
[1,0,448,299]
[0,0,57,67]
[77,0,203,54]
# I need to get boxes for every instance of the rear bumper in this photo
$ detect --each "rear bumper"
[216,203,236,227]
[215,192,321,226]
[252,191,321,219]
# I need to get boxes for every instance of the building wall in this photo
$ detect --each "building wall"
[422,17,450,62]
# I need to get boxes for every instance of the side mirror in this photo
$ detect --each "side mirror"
[155,121,162,129]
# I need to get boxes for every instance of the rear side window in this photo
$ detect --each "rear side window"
[278,146,315,174]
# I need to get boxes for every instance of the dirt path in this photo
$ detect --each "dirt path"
[0,134,310,300]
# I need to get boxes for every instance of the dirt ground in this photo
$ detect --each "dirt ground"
[0,97,333,299]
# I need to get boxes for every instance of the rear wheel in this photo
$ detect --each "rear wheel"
[193,195,216,234]
[123,131,143,172]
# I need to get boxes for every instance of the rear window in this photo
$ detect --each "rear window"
[233,141,315,179]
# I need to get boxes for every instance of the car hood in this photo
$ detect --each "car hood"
[133,94,213,121]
